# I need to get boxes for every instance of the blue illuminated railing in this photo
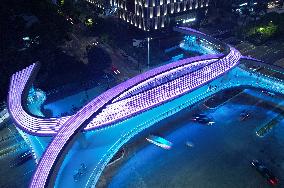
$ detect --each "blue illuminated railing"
[9,27,284,188]
[6,27,240,188]
[84,66,284,187]
[84,68,246,188]
[8,55,223,135]
[86,47,241,129]
[28,46,241,188]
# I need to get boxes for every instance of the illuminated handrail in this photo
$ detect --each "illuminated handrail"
[8,54,223,135]
[85,66,284,188]
[6,27,256,188]
[29,46,241,188]
[86,47,241,129]
[9,25,242,136]
[8,64,71,135]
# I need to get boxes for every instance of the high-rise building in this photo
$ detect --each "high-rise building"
[232,0,283,15]
[86,0,210,31]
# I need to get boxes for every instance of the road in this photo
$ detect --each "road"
[235,39,284,67]
[102,88,284,188]
[0,123,36,188]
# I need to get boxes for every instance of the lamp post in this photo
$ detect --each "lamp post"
[147,37,150,69]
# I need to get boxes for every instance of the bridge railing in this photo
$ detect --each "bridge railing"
[86,47,241,130]
[84,66,284,187]
[84,80,240,188]
[114,58,218,102]
[9,54,224,136]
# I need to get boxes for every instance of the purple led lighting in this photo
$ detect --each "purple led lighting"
[86,47,241,129]
[8,54,222,136]
[177,26,207,36]
[8,26,227,136]
[114,58,218,102]
[5,27,243,188]
[8,63,71,136]
[8,64,109,136]
[30,46,241,188]
[241,55,264,62]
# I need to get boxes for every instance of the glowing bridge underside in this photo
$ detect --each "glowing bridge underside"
[7,27,284,188]
[9,54,227,135]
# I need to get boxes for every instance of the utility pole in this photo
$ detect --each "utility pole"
[147,37,150,69]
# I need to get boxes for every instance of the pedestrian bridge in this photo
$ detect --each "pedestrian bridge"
[7,27,284,188]
[54,63,284,188]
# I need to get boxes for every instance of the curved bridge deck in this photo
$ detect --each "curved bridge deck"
[6,27,284,188]
[55,65,284,188]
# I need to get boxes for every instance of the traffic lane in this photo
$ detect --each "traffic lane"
[0,124,35,187]
[0,134,24,150]
[209,92,284,187]
[207,88,284,183]
[0,146,35,188]
[0,126,27,157]
[262,50,284,65]
[244,89,284,105]
[235,39,284,65]
[108,90,283,188]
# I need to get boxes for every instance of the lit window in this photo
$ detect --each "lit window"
[171,3,174,13]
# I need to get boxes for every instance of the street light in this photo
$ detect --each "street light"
[147,37,154,68]
[147,37,150,68]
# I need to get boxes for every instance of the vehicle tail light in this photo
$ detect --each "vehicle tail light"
[269,178,278,186]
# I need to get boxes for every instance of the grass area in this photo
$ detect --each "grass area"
[0,0,73,102]
[236,12,284,44]
[249,22,278,38]
[0,0,115,103]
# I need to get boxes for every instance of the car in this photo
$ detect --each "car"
[192,114,215,125]
[146,135,172,149]
[240,111,250,121]
[10,150,33,167]
[191,113,207,120]
[261,90,275,97]
[197,118,215,125]
[249,65,262,72]
[251,160,279,186]
[111,65,120,75]
[73,163,87,182]
[185,141,194,147]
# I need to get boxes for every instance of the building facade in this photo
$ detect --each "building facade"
[232,0,284,15]
[86,0,209,31]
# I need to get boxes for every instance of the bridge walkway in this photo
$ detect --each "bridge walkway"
[54,66,284,188]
